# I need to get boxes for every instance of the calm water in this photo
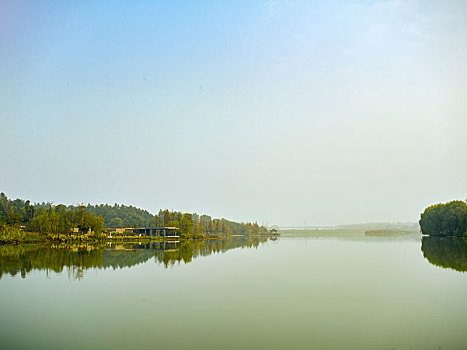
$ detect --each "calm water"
[0,235,466,350]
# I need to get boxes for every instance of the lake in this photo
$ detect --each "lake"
[0,234,466,350]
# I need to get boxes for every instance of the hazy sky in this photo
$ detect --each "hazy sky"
[1,0,466,226]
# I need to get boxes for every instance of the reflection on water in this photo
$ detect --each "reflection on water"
[421,236,467,272]
[1,235,466,350]
[3,235,466,279]
[0,236,275,280]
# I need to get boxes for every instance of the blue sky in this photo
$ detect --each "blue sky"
[1,0,466,226]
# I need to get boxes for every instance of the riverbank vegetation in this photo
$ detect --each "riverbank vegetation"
[0,192,268,244]
[419,200,467,236]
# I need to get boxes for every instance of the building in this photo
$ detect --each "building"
[131,227,180,238]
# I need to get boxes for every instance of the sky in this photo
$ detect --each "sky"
[1,0,466,227]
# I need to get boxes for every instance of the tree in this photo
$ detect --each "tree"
[209,221,216,233]
[180,213,193,236]
[6,212,23,226]
[109,217,124,227]
[166,220,180,228]
[23,200,35,223]
[0,192,8,222]
[419,200,467,236]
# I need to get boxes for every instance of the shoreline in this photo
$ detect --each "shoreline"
[0,232,279,246]
[0,232,224,245]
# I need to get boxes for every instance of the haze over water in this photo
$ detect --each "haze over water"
[1,235,466,350]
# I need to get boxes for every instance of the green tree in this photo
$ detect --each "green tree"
[419,200,467,236]
[109,217,124,227]
[180,213,193,236]
[23,200,35,223]
[0,193,8,222]
[6,212,23,226]
[166,220,180,228]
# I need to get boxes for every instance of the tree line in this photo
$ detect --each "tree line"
[88,205,267,235]
[0,193,267,236]
[0,193,104,234]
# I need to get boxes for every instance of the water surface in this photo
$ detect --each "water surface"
[0,235,466,350]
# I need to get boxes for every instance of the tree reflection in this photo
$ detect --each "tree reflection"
[0,244,105,279]
[421,236,467,272]
[0,236,274,279]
